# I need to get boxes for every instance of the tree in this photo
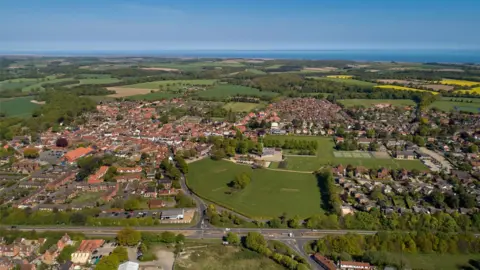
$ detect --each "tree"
[244,232,267,252]
[468,144,478,153]
[117,228,141,246]
[96,254,119,270]
[112,246,128,262]
[124,198,140,211]
[160,231,177,243]
[175,233,186,243]
[23,148,39,159]
[225,232,240,245]
[57,245,76,263]
[55,137,68,147]
[229,172,251,189]
[174,155,188,174]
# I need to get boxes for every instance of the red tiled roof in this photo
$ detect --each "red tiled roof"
[64,147,93,162]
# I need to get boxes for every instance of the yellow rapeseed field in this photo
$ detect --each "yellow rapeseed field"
[375,85,439,95]
[326,75,353,79]
[440,79,480,87]
[454,87,480,95]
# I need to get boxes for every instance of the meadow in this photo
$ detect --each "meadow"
[120,79,217,89]
[0,97,41,117]
[429,97,480,113]
[338,99,415,107]
[0,78,39,91]
[265,135,428,171]
[375,85,439,95]
[402,253,480,270]
[223,102,264,112]
[309,77,376,87]
[196,85,278,99]
[22,77,75,92]
[187,159,324,219]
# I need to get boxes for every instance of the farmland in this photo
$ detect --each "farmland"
[0,97,41,117]
[454,87,480,95]
[187,159,324,219]
[195,85,278,99]
[326,75,353,79]
[375,85,439,95]
[441,79,480,87]
[338,99,415,107]
[265,135,428,171]
[0,78,39,91]
[310,77,376,87]
[402,253,480,270]
[222,102,264,112]
[119,79,217,89]
[429,97,480,113]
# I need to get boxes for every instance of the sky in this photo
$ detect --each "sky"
[0,0,479,51]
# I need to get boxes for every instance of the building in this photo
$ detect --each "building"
[395,151,416,160]
[339,261,373,270]
[148,199,166,209]
[118,261,139,270]
[57,233,73,251]
[64,147,94,163]
[87,166,109,184]
[313,254,337,270]
[161,209,184,220]
[117,167,142,174]
[71,239,105,264]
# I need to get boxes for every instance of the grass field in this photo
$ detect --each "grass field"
[429,97,480,113]
[0,97,41,117]
[22,77,74,92]
[326,75,354,79]
[71,192,102,204]
[120,79,217,89]
[245,69,267,74]
[266,135,428,171]
[441,79,480,87]
[196,85,278,99]
[222,102,263,112]
[175,244,284,270]
[308,77,376,87]
[0,78,39,91]
[401,253,480,270]
[376,85,439,95]
[127,91,184,100]
[338,99,415,107]
[187,159,323,219]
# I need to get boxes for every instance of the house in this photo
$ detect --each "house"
[143,186,157,198]
[57,234,73,251]
[87,166,109,184]
[377,168,390,179]
[118,261,139,270]
[64,147,94,163]
[19,264,36,270]
[395,151,415,160]
[148,199,166,209]
[71,239,105,264]
[354,166,368,178]
[339,260,373,270]
[313,254,336,270]
[0,257,14,270]
[0,244,18,257]
[358,138,373,145]
[42,249,57,265]
[161,209,184,220]
[157,179,172,189]
[115,173,142,183]
[332,165,346,176]
[117,166,142,174]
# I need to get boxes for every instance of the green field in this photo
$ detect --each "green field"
[245,69,267,74]
[309,77,376,87]
[22,77,74,92]
[187,159,323,219]
[143,61,246,71]
[402,253,480,270]
[196,85,278,99]
[429,97,480,113]
[266,135,428,171]
[223,102,263,112]
[376,85,439,95]
[128,91,184,101]
[0,78,39,91]
[71,192,103,204]
[338,99,416,107]
[120,79,217,89]
[0,97,41,117]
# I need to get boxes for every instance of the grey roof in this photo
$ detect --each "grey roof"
[161,208,184,217]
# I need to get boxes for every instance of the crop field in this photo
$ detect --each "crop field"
[441,79,480,87]
[187,159,324,219]
[0,78,39,91]
[22,77,75,92]
[310,77,376,87]
[375,85,439,95]
[326,75,353,79]
[244,69,266,74]
[222,102,263,112]
[454,86,480,95]
[127,91,184,100]
[106,87,155,98]
[120,79,217,89]
[338,99,415,107]
[266,135,428,171]
[429,97,480,113]
[0,97,41,117]
[196,85,278,99]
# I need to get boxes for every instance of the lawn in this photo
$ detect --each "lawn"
[187,159,324,219]
[429,98,480,113]
[308,77,376,87]
[120,79,217,89]
[401,253,480,270]
[376,85,439,95]
[222,102,263,112]
[441,79,480,87]
[265,135,428,171]
[71,192,103,204]
[196,85,278,99]
[338,99,415,107]
[0,97,41,117]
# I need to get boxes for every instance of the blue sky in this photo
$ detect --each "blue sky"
[1,0,479,51]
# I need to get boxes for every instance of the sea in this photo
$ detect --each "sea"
[3,50,480,64]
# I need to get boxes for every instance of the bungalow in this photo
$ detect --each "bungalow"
[143,186,157,198]
[115,173,142,183]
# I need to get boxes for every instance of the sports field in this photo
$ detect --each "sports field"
[187,159,324,219]
[0,97,41,117]
[338,99,415,107]
[402,253,480,270]
[266,135,428,171]
[375,85,439,95]
[196,85,278,99]
[222,102,263,112]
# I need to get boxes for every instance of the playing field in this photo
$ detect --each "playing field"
[120,79,217,89]
[402,253,480,270]
[187,159,324,219]
[222,102,263,112]
[429,98,480,113]
[196,85,278,99]
[338,99,415,107]
[266,135,428,171]
[376,85,439,95]
[0,97,41,117]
